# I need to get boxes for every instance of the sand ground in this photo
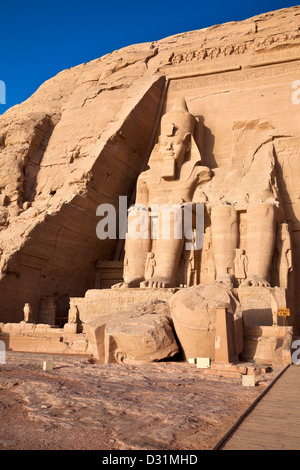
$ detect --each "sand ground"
[0,352,280,450]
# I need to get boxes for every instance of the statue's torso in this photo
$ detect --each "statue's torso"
[138,164,207,207]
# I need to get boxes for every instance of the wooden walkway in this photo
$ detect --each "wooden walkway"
[219,365,300,450]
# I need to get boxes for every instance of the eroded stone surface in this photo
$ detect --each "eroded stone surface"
[170,284,243,360]
[0,6,299,331]
[85,299,179,364]
[0,6,299,376]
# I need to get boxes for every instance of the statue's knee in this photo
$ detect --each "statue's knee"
[211,205,238,232]
[247,202,276,221]
[211,204,237,218]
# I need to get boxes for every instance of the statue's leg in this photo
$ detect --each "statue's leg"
[112,208,151,288]
[121,238,151,287]
[211,205,239,285]
[242,202,276,287]
[141,207,184,288]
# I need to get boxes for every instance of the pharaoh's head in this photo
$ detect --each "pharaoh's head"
[159,97,195,179]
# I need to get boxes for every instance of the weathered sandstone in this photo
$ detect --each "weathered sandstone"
[0,6,299,367]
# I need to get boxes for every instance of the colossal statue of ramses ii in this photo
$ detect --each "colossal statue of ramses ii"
[113,96,292,291]
[113,97,211,288]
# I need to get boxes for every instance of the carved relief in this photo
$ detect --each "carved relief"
[68,304,79,323]
[273,222,293,289]
[169,61,300,92]
[256,31,300,48]
[144,252,156,281]
[171,42,250,66]
[169,31,300,67]
[23,303,34,323]
[200,225,216,284]
[233,249,248,284]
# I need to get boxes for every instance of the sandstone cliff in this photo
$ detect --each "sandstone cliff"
[0,6,299,324]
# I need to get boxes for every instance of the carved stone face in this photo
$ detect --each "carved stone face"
[159,127,188,167]
[157,98,195,179]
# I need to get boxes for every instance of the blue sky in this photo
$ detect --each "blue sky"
[0,0,298,114]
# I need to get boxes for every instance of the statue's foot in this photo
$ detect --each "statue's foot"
[214,274,235,287]
[140,278,171,288]
[111,279,142,289]
[241,276,270,287]
[111,282,129,289]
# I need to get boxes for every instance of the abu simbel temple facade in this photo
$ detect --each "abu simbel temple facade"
[0,6,300,371]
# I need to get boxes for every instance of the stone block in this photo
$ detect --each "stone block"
[236,287,287,327]
[215,307,239,363]
[84,299,179,364]
[63,322,78,343]
[81,288,176,323]
[43,361,54,371]
[70,339,89,353]
[241,325,293,365]
[242,375,256,387]
[196,358,211,368]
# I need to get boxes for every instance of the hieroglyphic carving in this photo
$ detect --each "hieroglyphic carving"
[169,31,300,68]
[255,31,300,48]
[200,225,216,284]
[82,289,176,322]
[171,42,251,66]
[169,61,300,92]
[250,48,300,66]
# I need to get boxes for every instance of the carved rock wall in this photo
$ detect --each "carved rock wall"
[0,72,165,321]
[0,6,300,328]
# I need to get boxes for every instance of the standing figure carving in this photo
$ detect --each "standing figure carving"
[233,248,248,285]
[275,222,293,289]
[23,303,34,323]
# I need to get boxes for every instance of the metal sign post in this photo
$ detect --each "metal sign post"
[278,308,290,327]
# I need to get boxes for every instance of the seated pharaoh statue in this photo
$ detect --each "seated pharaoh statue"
[211,198,280,287]
[112,97,211,288]
[207,122,289,289]
[113,97,291,292]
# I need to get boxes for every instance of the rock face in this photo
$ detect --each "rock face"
[0,69,166,321]
[0,5,300,338]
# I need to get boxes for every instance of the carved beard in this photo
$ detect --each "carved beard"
[162,156,176,180]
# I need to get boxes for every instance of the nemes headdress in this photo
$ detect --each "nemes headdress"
[161,97,195,138]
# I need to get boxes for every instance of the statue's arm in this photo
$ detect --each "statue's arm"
[287,248,293,271]
[195,165,211,186]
